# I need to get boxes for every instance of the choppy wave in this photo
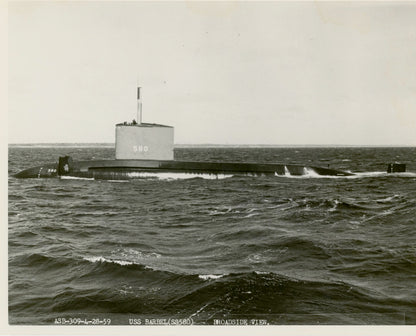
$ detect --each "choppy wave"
[82,248,163,269]
[11,263,413,325]
[84,256,136,266]
[9,146,416,325]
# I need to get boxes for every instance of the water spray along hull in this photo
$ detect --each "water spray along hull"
[14,158,354,179]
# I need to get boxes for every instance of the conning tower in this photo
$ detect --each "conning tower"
[115,87,174,160]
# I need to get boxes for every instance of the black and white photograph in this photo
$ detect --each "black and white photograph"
[4,0,416,334]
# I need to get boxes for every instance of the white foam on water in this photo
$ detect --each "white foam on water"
[346,171,416,180]
[83,256,133,266]
[376,194,401,203]
[144,265,156,271]
[275,168,416,179]
[284,166,291,176]
[243,213,259,218]
[302,167,322,178]
[248,253,265,263]
[382,209,395,216]
[189,303,210,318]
[126,171,233,180]
[328,199,340,212]
[198,274,225,281]
[352,171,387,178]
[111,248,162,260]
[60,176,95,181]
[63,170,416,181]
[276,167,322,179]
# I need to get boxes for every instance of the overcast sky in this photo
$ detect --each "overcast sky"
[7,1,416,145]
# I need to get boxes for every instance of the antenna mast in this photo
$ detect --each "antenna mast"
[137,86,142,124]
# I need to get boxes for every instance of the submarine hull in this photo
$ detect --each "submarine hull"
[15,159,354,179]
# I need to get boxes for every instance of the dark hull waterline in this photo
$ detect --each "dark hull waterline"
[14,159,354,179]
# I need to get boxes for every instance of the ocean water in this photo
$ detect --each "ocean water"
[8,146,416,325]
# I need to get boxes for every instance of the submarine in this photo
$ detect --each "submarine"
[15,87,355,180]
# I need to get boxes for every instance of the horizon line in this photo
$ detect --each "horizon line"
[7,143,416,148]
